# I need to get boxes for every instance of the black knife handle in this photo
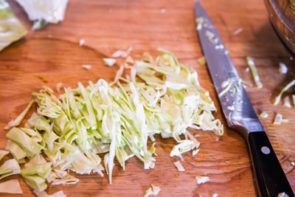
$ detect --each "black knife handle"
[248,132,294,197]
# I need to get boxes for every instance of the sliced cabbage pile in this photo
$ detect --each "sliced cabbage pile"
[2,50,223,195]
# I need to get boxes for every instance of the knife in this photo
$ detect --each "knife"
[194,1,294,197]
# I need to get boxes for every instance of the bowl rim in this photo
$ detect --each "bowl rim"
[267,0,295,33]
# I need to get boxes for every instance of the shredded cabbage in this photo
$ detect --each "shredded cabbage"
[246,57,263,88]
[273,79,295,106]
[2,50,223,195]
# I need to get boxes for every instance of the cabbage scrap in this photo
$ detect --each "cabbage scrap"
[279,62,288,74]
[246,57,263,88]
[273,113,288,125]
[0,179,23,194]
[274,79,295,106]
[196,176,210,185]
[103,58,116,67]
[259,111,268,119]
[144,184,161,197]
[233,28,243,36]
[283,96,291,108]
[3,51,223,195]
[173,160,185,172]
[212,193,219,197]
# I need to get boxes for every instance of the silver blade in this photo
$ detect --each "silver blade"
[195,1,263,133]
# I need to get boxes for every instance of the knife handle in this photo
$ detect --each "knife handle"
[247,132,294,197]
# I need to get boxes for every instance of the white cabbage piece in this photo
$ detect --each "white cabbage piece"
[212,193,219,197]
[112,47,132,58]
[0,179,23,194]
[283,96,291,108]
[103,58,116,67]
[173,160,185,172]
[82,64,92,70]
[6,128,43,157]
[195,176,210,184]
[0,159,21,180]
[279,62,288,74]
[70,148,104,176]
[170,140,199,159]
[6,140,27,160]
[273,113,288,125]
[144,184,161,197]
[16,0,68,23]
[259,111,268,119]
[0,0,27,51]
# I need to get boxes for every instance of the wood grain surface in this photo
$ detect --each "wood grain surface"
[1,0,295,196]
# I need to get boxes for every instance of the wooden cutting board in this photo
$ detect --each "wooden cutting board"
[0,0,294,196]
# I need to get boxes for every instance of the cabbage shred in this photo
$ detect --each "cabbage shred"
[3,50,223,194]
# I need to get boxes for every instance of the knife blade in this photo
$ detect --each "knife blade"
[194,1,294,197]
